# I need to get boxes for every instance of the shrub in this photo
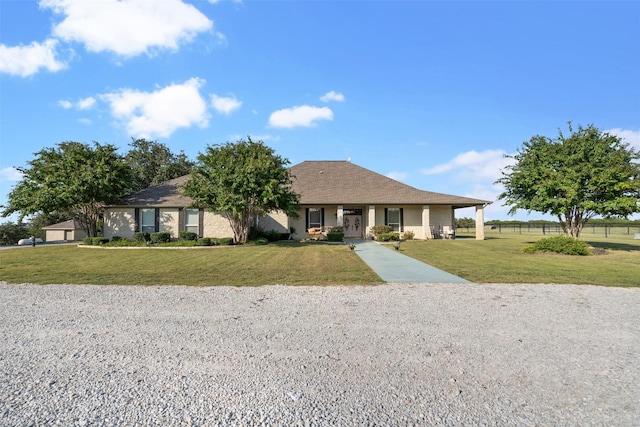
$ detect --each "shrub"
[179,231,198,241]
[328,226,344,233]
[133,232,150,243]
[523,235,592,256]
[370,225,392,237]
[214,237,234,246]
[83,237,108,245]
[150,232,171,244]
[326,232,344,242]
[111,235,123,242]
[195,237,212,246]
[249,237,269,245]
[402,230,415,240]
[262,230,282,242]
[377,232,399,242]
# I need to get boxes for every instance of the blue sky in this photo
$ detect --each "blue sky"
[1,0,639,222]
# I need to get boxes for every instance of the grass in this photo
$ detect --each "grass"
[2,234,638,287]
[398,233,640,287]
[0,242,382,286]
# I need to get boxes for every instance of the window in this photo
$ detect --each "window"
[343,208,362,215]
[386,208,402,232]
[308,208,322,229]
[140,208,156,233]
[185,209,199,234]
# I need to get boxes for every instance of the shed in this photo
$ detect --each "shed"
[42,219,87,242]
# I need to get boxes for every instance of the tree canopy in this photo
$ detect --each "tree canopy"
[1,141,132,237]
[126,138,194,193]
[496,124,640,238]
[183,137,300,243]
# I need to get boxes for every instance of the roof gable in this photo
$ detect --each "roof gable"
[289,161,490,206]
[117,175,194,207]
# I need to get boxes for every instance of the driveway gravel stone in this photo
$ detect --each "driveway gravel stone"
[1,282,638,426]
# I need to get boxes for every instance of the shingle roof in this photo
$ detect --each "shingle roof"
[116,175,194,207]
[111,161,491,208]
[289,161,491,207]
[42,219,83,230]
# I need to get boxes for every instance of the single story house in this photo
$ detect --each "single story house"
[103,160,491,241]
[42,219,87,242]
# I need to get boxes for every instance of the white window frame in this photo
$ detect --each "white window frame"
[387,208,401,232]
[185,209,199,234]
[141,208,156,233]
[308,208,322,229]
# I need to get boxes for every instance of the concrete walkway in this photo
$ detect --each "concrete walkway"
[350,239,470,283]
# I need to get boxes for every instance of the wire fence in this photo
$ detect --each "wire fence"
[458,224,640,238]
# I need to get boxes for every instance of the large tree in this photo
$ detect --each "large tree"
[496,124,640,238]
[1,141,132,237]
[183,137,300,243]
[126,138,194,192]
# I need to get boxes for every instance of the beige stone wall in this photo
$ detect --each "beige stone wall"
[203,212,234,238]
[289,214,306,239]
[259,211,289,233]
[159,208,180,238]
[429,205,454,237]
[104,208,135,239]
[402,206,423,238]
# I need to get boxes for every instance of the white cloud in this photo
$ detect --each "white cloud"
[77,97,96,110]
[0,167,22,182]
[607,128,640,151]
[268,105,333,128]
[0,39,67,77]
[211,94,242,115]
[101,78,209,138]
[387,171,408,181]
[421,149,513,183]
[58,100,73,109]
[320,91,345,103]
[40,0,213,57]
[60,97,96,110]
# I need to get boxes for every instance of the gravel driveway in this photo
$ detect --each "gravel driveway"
[1,282,638,426]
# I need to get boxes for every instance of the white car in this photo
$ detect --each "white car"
[17,237,44,246]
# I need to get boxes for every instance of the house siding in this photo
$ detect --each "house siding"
[159,208,180,237]
[104,208,136,239]
[258,210,289,234]
[202,212,234,238]
[45,230,66,241]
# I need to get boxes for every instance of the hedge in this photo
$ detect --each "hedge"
[326,232,344,242]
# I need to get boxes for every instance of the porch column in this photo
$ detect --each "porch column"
[367,205,376,238]
[475,205,486,240]
[422,205,431,239]
[337,205,344,227]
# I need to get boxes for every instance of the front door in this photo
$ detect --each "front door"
[343,210,363,238]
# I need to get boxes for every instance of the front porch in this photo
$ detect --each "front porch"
[292,204,487,241]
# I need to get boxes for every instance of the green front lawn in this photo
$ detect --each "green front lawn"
[1,235,638,286]
[0,242,382,286]
[397,234,640,287]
